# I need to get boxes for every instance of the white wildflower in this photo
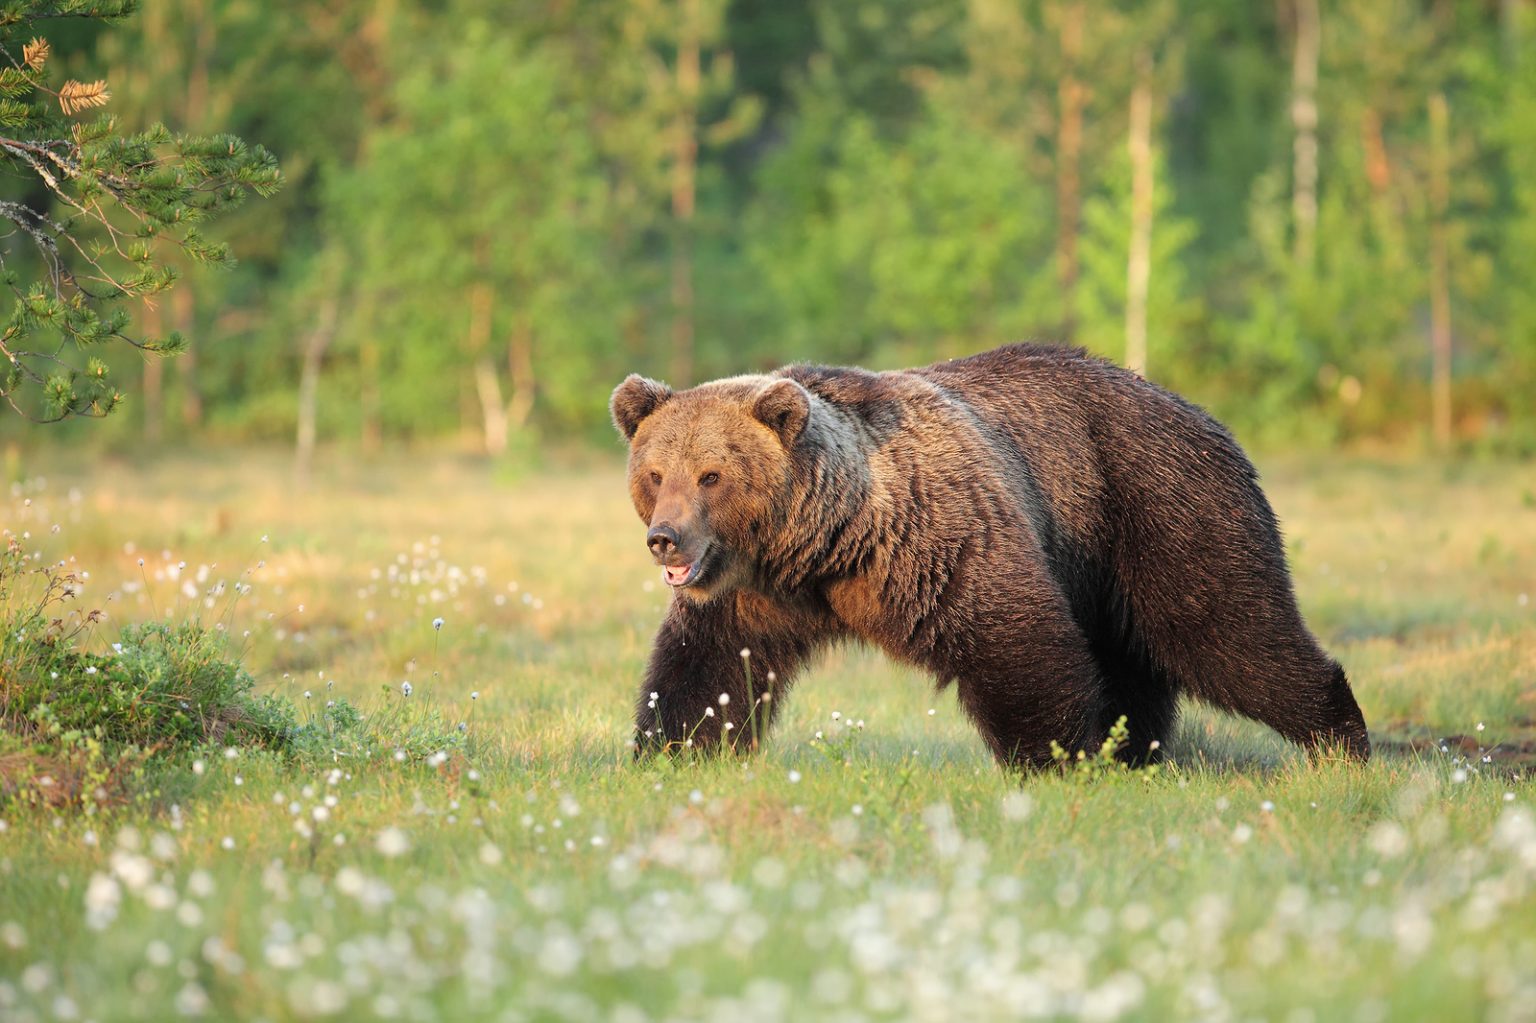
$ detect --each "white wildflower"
[375,827,410,858]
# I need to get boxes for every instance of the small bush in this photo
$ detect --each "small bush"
[5,621,294,751]
[1,537,466,807]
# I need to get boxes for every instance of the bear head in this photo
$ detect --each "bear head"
[610,373,810,602]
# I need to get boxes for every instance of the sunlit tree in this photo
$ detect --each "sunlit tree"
[0,0,279,422]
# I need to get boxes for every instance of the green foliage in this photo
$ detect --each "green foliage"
[2,0,1532,449]
[748,88,1057,365]
[1074,147,1200,375]
[1047,714,1169,780]
[323,19,610,439]
[0,536,465,807]
[1496,16,1536,449]
[0,0,279,422]
[280,685,471,766]
[6,621,293,751]
[0,538,284,754]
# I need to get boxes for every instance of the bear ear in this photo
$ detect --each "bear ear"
[610,374,673,442]
[752,379,810,448]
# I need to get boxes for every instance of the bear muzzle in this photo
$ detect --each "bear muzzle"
[647,522,710,587]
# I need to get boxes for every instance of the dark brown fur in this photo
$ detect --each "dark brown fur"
[610,344,1370,768]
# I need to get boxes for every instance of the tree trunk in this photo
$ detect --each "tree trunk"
[1503,0,1524,68]
[171,285,202,428]
[466,279,507,456]
[1428,92,1453,450]
[186,0,212,131]
[1124,59,1154,378]
[141,299,163,443]
[1290,0,1320,268]
[475,356,509,457]
[507,317,535,432]
[176,0,210,430]
[360,335,382,453]
[295,298,338,485]
[670,0,701,387]
[1055,0,1085,339]
[1360,107,1392,197]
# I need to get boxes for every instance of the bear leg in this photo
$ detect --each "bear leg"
[955,669,1106,769]
[1110,502,1372,761]
[1093,645,1179,766]
[1143,618,1370,761]
[635,591,835,756]
[1280,660,1372,760]
[1205,657,1369,761]
[947,619,1108,770]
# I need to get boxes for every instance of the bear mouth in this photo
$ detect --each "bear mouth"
[661,547,712,588]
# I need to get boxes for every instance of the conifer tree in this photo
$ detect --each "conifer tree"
[0,0,279,422]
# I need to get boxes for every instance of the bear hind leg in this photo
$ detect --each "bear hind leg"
[1291,661,1372,759]
[1113,534,1371,762]
[1148,623,1370,762]
[1210,658,1369,761]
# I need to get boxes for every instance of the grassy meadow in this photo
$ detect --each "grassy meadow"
[1,448,1534,1022]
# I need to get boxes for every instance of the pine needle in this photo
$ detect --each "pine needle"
[22,37,49,71]
[59,79,110,116]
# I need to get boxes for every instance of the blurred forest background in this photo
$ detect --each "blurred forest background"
[5,0,1536,455]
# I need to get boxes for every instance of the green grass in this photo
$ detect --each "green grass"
[1,449,1533,1022]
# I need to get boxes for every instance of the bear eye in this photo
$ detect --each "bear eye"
[649,471,662,487]
[699,471,720,487]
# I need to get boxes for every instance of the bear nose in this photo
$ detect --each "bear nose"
[647,523,680,558]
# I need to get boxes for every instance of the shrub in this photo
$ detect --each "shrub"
[0,537,466,807]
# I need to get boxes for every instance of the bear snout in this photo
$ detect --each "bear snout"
[647,523,681,559]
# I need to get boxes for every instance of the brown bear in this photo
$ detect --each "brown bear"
[610,343,1370,768]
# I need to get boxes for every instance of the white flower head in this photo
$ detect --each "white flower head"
[375,827,410,858]
[400,681,412,697]
[432,617,445,631]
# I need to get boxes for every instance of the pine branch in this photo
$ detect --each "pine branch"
[22,36,46,70]
[0,2,279,422]
[57,78,109,115]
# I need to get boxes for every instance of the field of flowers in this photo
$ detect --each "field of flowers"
[1,449,1533,1022]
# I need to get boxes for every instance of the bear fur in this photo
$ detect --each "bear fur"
[610,343,1370,768]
